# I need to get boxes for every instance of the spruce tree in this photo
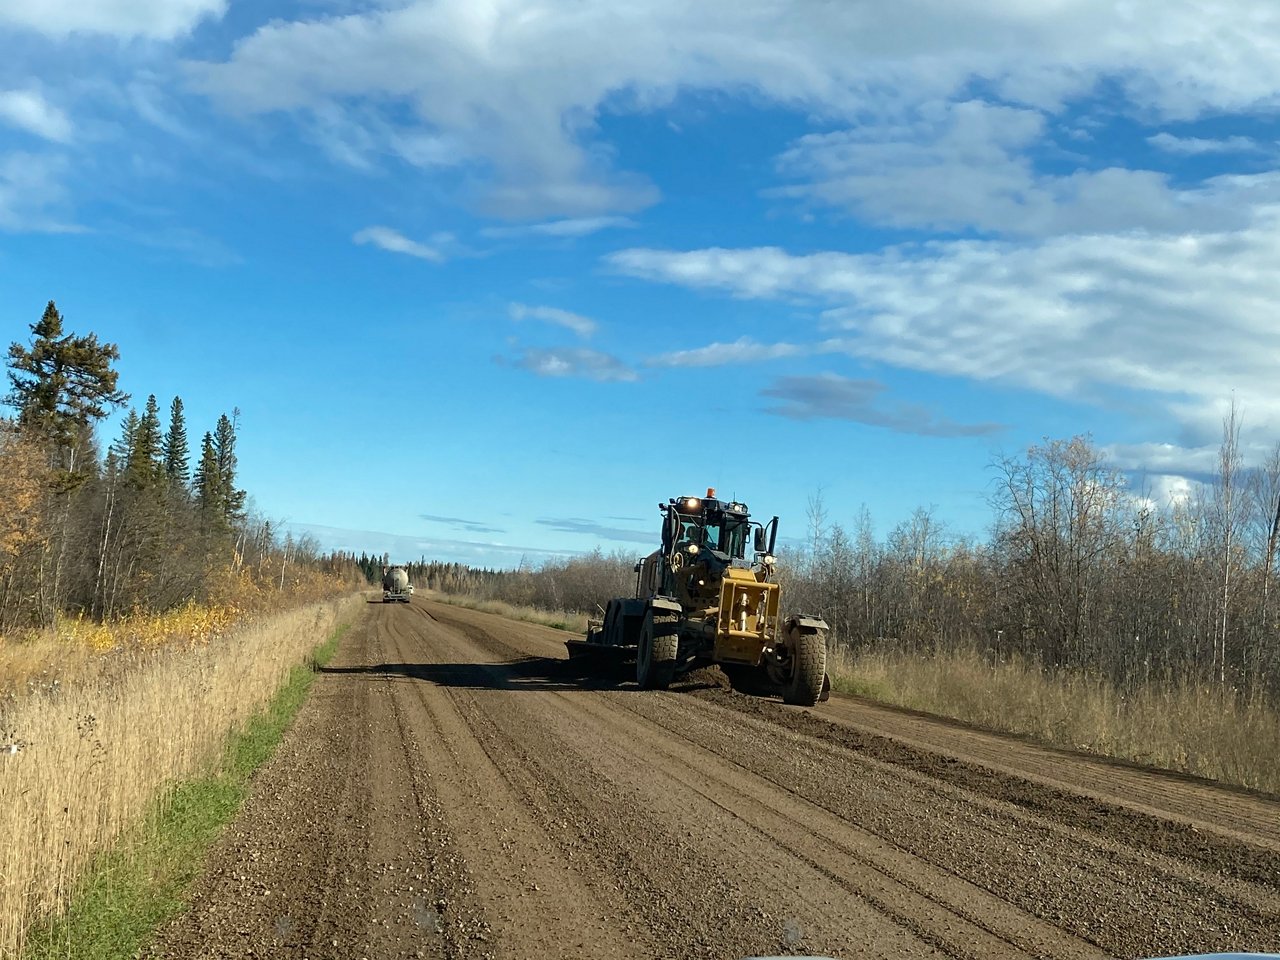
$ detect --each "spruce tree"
[112,408,140,467]
[125,394,163,489]
[6,300,128,469]
[213,411,247,523]
[194,431,222,520]
[163,396,190,486]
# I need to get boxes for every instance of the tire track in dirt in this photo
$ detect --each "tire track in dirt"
[380,604,649,960]
[404,607,1103,958]
[391,603,892,959]
[405,607,1090,959]
[549,689,1102,960]
[427,601,1280,874]
[424,599,1280,959]
[150,605,491,960]
[814,697,1280,852]
[694,688,1280,890]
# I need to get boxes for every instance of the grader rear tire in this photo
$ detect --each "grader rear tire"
[637,614,678,690]
[783,629,827,706]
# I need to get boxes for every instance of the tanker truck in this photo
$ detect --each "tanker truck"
[381,566,412,603]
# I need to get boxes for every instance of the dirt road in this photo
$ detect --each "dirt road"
[149,598,1280,960]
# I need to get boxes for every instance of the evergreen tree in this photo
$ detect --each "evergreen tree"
[213,411,247,523]
[194,431,222,520]
[112,408,140,466]
[6,300,128,469]
[126,394,164,489]
[162,396,190,486]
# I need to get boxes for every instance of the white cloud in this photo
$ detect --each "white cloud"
[1147,132,1261,155]
[0,152,80,232]
[506,347,636,382]
[185,1,1280,217]
[607,200,1280,458]
[648,337,807,367]
[1146,474,1200,508]
[1102,442,1222,477]
[0,89,72,143]
[0,0,226,40]
[482,216,634,239]
[508,302,596,338]
[774,100,1047,233]
[773,100,1266,235]
[1122,472,1205,513]
[352,225,449,262]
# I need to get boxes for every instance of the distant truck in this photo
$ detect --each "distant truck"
[382,566,412,603]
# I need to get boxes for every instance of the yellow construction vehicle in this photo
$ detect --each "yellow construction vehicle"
[568,488,830,705]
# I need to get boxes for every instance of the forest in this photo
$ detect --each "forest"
[0,300,357,636]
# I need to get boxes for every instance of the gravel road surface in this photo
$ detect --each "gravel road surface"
[147,597,1280,960]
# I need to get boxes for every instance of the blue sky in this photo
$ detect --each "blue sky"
[5,1,1280,566]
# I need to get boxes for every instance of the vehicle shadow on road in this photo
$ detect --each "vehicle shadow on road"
[320,655,634,693]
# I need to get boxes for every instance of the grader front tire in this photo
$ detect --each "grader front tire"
[637,614,679,690]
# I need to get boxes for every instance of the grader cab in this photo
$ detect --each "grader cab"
[568,488,830,706]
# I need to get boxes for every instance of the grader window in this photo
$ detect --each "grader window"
[702,521,720,548]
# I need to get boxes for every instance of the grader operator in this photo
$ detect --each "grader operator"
[569,488,830,706]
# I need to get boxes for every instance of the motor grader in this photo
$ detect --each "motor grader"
[567,488,830,706]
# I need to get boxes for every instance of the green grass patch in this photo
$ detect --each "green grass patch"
[828,671,893,700]
[23,621,351,960]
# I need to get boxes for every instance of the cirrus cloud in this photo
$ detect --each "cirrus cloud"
[0,89,72,143]
[508,302,597,338]
[352,225,451,262]
[647,337,808,367]
[503,346,636,382]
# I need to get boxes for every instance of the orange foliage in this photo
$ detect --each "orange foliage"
[0,562,356,700]
[52,603,242,652]
[0,424,48,560]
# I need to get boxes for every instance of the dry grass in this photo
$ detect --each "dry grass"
[0,566,360,706]
[829,645,1280,794]
[420,589,587,634]
[0,604,246,707]
[0,594,364,960]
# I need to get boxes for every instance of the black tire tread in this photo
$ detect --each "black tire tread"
[638,613,680,690]
[783,629,827,706]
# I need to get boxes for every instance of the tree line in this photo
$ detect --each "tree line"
[1,300,357,631]
[351,552,636,614]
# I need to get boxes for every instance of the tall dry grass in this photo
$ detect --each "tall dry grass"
[0,594,364,959]
[0,604,244,708]
[829,645,1280,794]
